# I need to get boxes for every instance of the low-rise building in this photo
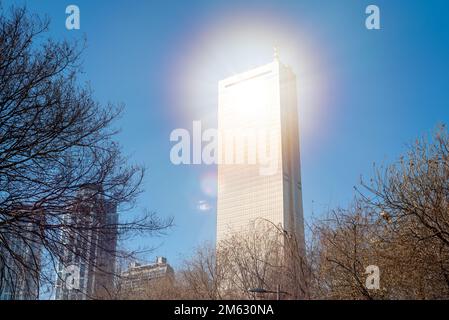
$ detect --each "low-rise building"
[120,257,174,298]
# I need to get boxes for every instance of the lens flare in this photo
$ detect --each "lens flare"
[200,171,217,198]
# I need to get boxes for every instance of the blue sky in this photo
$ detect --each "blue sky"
[3,0,449,269]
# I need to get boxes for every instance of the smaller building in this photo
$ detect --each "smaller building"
[120,257,174,298]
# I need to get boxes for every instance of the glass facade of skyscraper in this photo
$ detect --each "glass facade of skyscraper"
[217,58,304,247]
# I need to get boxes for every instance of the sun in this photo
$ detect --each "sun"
[168,9,331,149]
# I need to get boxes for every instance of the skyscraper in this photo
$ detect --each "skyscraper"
[0,206,42,300]
[54,184,118,300]
[216,53,304,246]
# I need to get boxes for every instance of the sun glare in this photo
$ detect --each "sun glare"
[168,10,331,148]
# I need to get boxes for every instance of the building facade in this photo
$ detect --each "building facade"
[120,257,174,298]
[216,54,305,246]
[54,184,118,300]
[0,206,42,300]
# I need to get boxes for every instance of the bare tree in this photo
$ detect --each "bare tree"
[307,203,386,299]
[359,124,449,298]
[177,221,309,300]
[309,125,449,299]
[0,6,171,299]
[178,243,227,300]
[218,220,309,300]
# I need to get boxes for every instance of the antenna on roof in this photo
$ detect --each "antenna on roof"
[273,46,280,62]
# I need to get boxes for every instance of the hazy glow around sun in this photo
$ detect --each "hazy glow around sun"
[169,10,332,144]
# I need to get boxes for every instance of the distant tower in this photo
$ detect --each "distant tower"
[216,52,305,247]
[54,184,118,300]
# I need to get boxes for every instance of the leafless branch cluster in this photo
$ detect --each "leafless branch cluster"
[136,221,310,300]
[0,6,171,299]
[308,124,449,299]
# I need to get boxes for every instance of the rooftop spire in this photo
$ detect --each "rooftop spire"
[273,46,279,62]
